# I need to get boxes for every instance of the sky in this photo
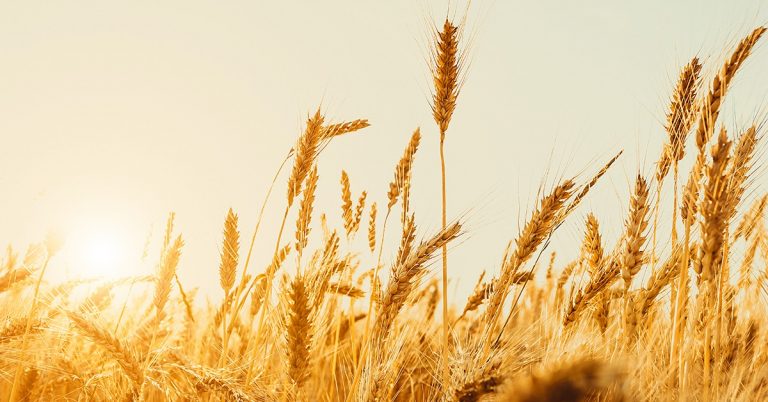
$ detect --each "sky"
[1,0,767,303]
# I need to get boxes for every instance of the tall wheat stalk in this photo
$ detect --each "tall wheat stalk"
[217,208,239,367]
[347,128,421,401]
[247,109,324,385]
[430,17,462,393]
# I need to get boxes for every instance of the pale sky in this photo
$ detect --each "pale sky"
[2,1,767,303]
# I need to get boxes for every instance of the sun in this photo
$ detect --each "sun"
[68,223,133,279]
[82,233,122,272]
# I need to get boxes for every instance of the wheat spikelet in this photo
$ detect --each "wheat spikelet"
[431,19,461,137]
[695,27,766,149]
[352,191,367,236]
[695,128,732,284]
[66,310,144,390]
[285,275,313,393]
[724,126,757,219]
[694,128,734,392]
[368,202,377,253]
[387,128,421,210]
[249,245,291,318]
[581,214,609,332]
[592,294,611,334]
[217,208,241,365]
[341,170,354,235]
[153,235,184,320]
[545,251,557,277]
[287,109,324,207]
[457,272,491,323]
[372,222,462,344]
[322,119,370,139]
[637,246,686,317]
[620,176,650,340]
[162,212,176,255]
[515,180,577,267]
[486,180,576,324]
[583,214,604,278]
[295,165,319,260]
[218,208,239,294]
[556,261,578,296]
[305,232,343,308]
[656,57,701,188]
[268,244,292,279]
[680,161,702,224]
[157,212,195,325]
[395,215,418,269]
[621,175,650,292]
[249,274,266,318]
[564,257,621,326]
[666,57,703,163]
[656,149,673,188]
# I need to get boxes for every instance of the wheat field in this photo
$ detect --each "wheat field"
[2,10,768,402]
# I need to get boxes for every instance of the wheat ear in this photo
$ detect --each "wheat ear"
[695,27,765,149]
[218,208,239,366]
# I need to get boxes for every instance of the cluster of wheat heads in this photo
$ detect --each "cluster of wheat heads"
[2,15,768,402]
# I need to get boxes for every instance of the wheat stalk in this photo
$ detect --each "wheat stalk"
[431,17,465,392]
[218,208,239,366]
[486,180,576,327]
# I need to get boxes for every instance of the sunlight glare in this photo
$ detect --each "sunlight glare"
[70,224,132,279]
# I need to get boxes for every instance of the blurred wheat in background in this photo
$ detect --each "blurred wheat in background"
[2,5,768,402]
